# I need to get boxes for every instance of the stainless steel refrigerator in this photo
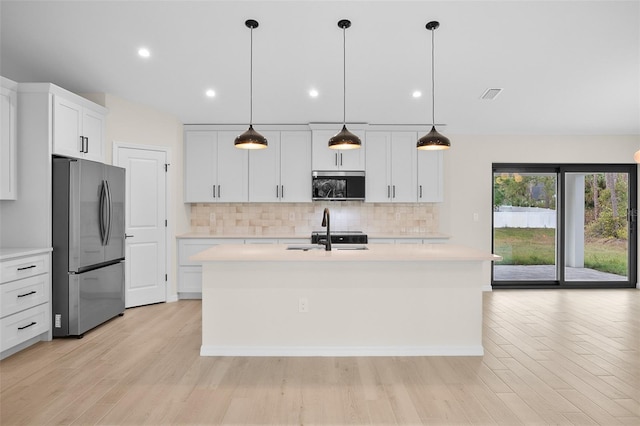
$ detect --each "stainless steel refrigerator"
[52,157,126,337]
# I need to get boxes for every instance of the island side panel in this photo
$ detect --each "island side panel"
[201,261,484,356]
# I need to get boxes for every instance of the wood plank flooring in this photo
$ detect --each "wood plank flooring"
[1,289,638,425]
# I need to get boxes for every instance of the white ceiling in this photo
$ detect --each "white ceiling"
[1,0,638,135]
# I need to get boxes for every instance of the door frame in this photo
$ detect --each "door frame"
[492,163,637,289]
[112,141,174,303]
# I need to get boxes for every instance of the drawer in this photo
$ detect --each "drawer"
[178,239,244,266]
[0,303,49,352]
[1,273,50,317]
[0,254,49,284]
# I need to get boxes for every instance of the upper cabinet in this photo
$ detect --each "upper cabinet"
[53,95,105,162]
[249,130,311,202]
[184,129,248,203]
[1,77,18,200]
[417,149,444,202]
[365,132,417,203]
[311,126,365,171]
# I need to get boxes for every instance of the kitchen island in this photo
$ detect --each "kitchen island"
[192,244,501,357]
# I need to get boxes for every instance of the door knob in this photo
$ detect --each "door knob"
[125,234,134,239]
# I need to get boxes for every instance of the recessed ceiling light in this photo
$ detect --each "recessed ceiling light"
[309,89,319,98]
[412,91,422,98]
[138,47,151,58]
[480,88,503,100]
[205,89,216,98]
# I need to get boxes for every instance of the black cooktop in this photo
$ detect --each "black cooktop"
[311,231,368,244]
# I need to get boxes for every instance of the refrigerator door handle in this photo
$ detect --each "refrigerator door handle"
[104,180,112,246]
[99,180,108,246]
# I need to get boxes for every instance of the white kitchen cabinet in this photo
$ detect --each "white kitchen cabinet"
[184,130,248,202]
[53,94,106,162]
[177,238,245,297]
[311,128,365,171]
[0,249,51,360]
[365,131,417,203]
[417,150,444,202]
[0,77,18,200]
[249,130,311,202]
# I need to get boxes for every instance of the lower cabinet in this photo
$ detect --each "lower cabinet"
[177,238,308,298]
[0,249,51,359]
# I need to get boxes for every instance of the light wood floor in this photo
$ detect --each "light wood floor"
[1,290,638,425]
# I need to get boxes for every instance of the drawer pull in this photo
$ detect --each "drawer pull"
[17,290,37,298]
[18,322,37,330]
[17,265,37,271]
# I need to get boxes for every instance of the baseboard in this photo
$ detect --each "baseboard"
[166,293,179,303]
[200,345,484,357]
[0,333,47,360]
[482,284,493,292]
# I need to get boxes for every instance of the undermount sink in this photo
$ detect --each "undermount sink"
[285,244,368,251]
[286,244,324,251]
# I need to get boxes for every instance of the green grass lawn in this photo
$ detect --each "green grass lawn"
[494,228,627,275]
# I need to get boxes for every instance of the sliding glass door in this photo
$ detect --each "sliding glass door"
[492,164,636,289]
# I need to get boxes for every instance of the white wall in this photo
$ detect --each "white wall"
[438,134,640,286]
[84,93,189,298]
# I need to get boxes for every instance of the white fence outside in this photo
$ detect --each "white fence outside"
[493,206,556,229]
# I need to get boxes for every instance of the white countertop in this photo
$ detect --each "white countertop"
[0,247,52,261]
[191,243,499,263]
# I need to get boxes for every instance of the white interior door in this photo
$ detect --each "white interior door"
[115,146,167,307]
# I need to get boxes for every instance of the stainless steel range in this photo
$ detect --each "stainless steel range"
[311,231,368,244]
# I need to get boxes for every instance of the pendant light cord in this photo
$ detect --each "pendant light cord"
[342,26,346,126]
[249,26,254,126]
[431,27,435,126]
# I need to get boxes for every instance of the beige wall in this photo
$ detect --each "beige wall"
[84,93,189,298]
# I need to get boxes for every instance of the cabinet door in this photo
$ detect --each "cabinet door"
[390,132,417,202]
[81,109,105,162]
[248,131,281,202]
[280,131,311,202]
[417,150,443,202]
[184,131,217,202]
[215,131,248,202]
[0,86,17,200]
[53,96,83,158]
[365,132,391,202]
[311,129,365,171]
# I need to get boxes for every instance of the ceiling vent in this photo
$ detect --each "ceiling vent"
[480,88,503,100]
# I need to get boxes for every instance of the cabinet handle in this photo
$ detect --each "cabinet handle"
[340,153,343,166]
[419,185,423,198]
[84,137,89,153]
[18,322,37,330]
[281,185,284,199]
[17,265,37,271]
[213,185,216,198]
[17,290,37,298]
[393,185,396,198]
[387,185,391,198]
[218,185,221,198]
[125,234,134,239]
[335,153,338,166]
[276,185,279,198]
[79,136,84,153]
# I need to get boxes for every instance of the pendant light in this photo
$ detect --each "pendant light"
[235,19,268,149]
[417,21,450,151]
[328,19,361,150]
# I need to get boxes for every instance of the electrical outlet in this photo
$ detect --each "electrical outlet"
[298,297,309,313]
[55,314,61,328]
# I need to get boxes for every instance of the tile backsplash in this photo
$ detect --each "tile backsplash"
[189,202,439,235]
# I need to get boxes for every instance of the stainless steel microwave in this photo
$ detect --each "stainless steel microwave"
[312,170,365,201]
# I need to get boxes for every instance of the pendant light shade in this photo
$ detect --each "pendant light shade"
[235,19,267,150]
[329,19,361,150]
[417,21,450,151]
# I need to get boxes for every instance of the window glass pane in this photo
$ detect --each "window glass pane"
[493,172,557,281]
[565,172,628,282]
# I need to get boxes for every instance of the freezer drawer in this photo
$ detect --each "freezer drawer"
[53,261,125,337]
